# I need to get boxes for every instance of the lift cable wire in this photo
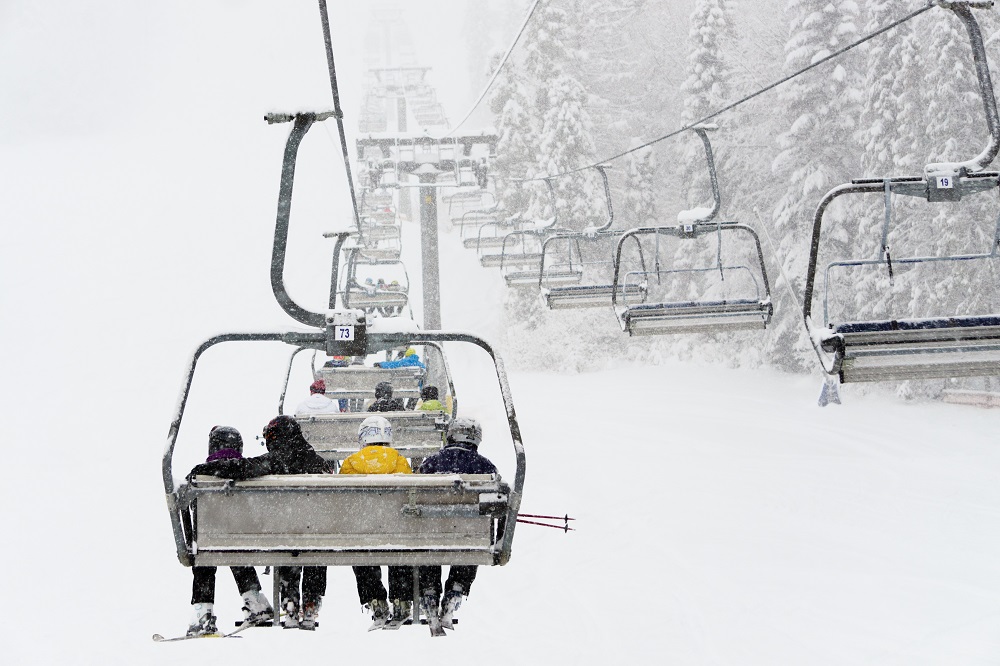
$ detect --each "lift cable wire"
[318,0,362,232]
[447,0,543,137]
[518,3,934,182]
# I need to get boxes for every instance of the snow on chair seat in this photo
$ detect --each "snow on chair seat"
[820,315,1000,383]
[184,473,509,566]
[622,298,773,336]
[544,282,647,310]
[315,365,425,400]
[297,410,447,457]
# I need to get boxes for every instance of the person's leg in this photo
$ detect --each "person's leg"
[230,566,261,595]
[300,567,327,630]
[302,566,327,605]
[418,566,443,600]
[232,567,273,624]
[351,566,387,604]
[387,565,415,601]
[191,566,217,605]
[444,565,478,596]
[188,567,218,635]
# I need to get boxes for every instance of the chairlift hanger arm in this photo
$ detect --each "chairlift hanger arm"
[270,114,328,328]
[927,1,1000,174]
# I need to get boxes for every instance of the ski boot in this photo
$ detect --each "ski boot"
[282,598,300,629]
[391,599,412,623]
[186,603,219,637]
[421,591,445,637]
[300,598,322,631]
[440,585,464,629]
[241,589,274,626]
[366,598,390,631]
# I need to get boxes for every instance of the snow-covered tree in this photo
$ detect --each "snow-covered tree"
[767,0,864,371]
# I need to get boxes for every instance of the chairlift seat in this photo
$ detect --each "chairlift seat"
[346,288,409,311]
[545,283,648,310]
[355,247,402,264]
[315,366,425,400]
[503,268,583,288]
[182,473,508,566]
[297,410,447,455]
[622,298,772,335]
[463,235,506,250]
[480,252,543,269]
[820,315,1000,382]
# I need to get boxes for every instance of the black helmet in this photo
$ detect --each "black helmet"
[262,415,302,445]
[208,425,243,455]
[421,385,439,401]
[375,382,393,399]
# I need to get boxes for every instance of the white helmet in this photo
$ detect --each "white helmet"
[358,415,393,446]
[447,417,482,448]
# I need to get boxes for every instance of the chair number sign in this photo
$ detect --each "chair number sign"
[336,325,355,341]
[937,176,954,189]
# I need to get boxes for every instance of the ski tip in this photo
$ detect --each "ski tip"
[151,634,165,642]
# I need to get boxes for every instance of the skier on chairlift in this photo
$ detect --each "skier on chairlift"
[295,379,342,415]
[187,415,332,630]
[417,417,498,632]
[339,415,415,629]
[184,426,275,636]
[374,346,425,369]
[366,381,405,412]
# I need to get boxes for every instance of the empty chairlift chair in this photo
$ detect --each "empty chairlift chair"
[540,165,650,309]
[480,178,565,271]
[610,125,773,335]
[802,1,1000,384]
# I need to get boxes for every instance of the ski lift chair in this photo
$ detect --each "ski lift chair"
[480,179,568,272]
[612,222,773,335]
[610,124,772,334]
[165,316,522,572]
[340,248,411,318]
[804,175,1000,382]
[172,113,522,626]
[535,166,648,307]
[802,0,1000,384]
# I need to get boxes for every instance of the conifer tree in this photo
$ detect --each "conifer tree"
[767,0,863,371]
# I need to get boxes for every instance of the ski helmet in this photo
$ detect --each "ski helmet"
[358,415,393,446]
[404,347,417,357]
[263,415,302,444]
[208,425,243,455]
[421,385,439,401]
[447,417,482,449]
[375,381,393,399]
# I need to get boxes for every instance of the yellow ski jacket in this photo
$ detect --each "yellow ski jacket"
[339,445,412,475]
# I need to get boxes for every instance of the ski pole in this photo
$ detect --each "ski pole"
[518,513,575,522]
[516,518,575,532]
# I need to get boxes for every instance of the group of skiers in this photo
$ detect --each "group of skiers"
[182,362,497,637]
[295,348,446,416]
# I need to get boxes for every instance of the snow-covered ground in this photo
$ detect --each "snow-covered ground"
[5,2,1000,664]
[7,353,1000,665]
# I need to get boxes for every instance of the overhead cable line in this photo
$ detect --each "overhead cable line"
[447,0,543,137]
[519,3,934,182]
[318,0,362,232]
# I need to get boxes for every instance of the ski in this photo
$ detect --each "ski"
[151,631,241,643]
[382,617,412,630]
[426,615,446,637]
[367,616,388,632]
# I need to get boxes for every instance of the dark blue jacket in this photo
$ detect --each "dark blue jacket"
[418,445,497,475]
